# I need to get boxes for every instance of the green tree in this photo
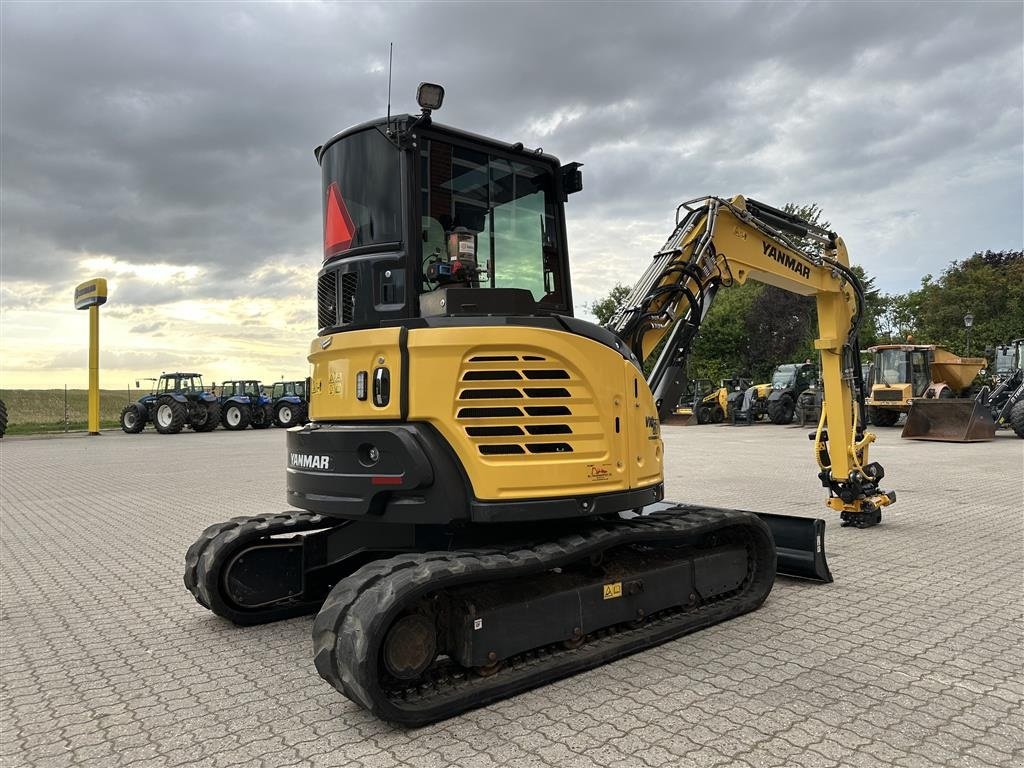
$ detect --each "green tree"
[900,250,1024,354]
[689,282,761,381]
[587,283,631,325]
[849,264,885,349]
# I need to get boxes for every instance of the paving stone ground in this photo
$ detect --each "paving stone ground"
[1,424,1021,768]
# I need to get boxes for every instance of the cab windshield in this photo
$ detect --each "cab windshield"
[772,365,798,388]
[419,137,563,306]
[994,347,1017,375]
[162,376,202,393]
[875,350,909,386]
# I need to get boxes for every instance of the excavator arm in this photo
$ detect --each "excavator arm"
[607,195,894,527]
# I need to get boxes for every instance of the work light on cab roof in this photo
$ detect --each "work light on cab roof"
[416,82,444,112]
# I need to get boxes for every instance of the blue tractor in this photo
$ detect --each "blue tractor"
[120,373,220,434]
[269,380,308,428]
[217,380,273,430]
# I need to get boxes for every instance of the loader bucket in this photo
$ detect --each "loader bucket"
[901,398,996,442]
[662,409,697,426]
[755,512,833,583]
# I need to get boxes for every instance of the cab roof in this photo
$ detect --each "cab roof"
[315,114,563,171]
[868,344,938,352]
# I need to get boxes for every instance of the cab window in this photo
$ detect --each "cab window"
[420,138,563,306]
[911,351,929,396]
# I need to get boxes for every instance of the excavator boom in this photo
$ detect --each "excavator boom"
[608,195,894,527]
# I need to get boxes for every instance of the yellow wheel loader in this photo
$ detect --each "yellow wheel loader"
[865,344,994,441]
[184,85,895,725]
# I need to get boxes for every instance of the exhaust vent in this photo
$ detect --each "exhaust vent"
[340,272,358,324]
[317,271,337,330]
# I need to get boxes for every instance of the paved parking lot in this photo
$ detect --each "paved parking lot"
[1,424,1021,768]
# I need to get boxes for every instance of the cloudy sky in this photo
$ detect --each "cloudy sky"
[1,1,1021,389]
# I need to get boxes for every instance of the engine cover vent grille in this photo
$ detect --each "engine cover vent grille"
[456,353,602,459]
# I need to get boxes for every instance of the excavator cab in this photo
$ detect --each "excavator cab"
[315,112,581,334]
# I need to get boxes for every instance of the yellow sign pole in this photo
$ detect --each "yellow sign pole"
[74,278,108,436]
[88,305,100,434]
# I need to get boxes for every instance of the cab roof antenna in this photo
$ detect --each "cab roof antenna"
[386,42,394,136]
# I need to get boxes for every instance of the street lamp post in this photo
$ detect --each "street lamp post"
[964,313,974,357]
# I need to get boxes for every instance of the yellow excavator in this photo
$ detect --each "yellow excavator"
[184,85,894,725]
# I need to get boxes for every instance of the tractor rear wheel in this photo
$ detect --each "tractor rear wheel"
[868,406,900,427]
[1009,401,1024,438]
[153,398,186,434]
[711,405,724,423]
[120,403,146,433]
[0,398,7,437]
[768,396,795,425]
[250,406,271,429]
[191,402,220,432]
[223,403,251,431]
[275,402,301,428]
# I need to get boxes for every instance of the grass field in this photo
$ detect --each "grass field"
[0,389,138,435]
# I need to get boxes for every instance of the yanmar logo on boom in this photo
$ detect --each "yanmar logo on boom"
[763,241,811,280]
[290,453,331,470]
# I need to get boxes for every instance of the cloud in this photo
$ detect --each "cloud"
[129,322,164,334]
[1,1,1021,386]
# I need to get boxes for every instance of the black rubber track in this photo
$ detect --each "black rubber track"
[183,511,342,624]
[312,507,775,726]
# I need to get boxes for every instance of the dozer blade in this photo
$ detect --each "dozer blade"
[754,511,833,583]
[653,504,832,583]
[901,398,996,442]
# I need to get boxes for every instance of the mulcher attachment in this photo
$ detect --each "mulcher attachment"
[901,398,996,442]
[311,507,775,725]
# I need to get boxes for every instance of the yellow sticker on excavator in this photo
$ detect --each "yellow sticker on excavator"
[603,582,622,600]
